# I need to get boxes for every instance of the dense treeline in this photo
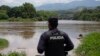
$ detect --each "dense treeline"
[8,3,36,18]
[56,10,74,20]
[0,2,100,21]
[0,3,57,21]
[73,6,100,21]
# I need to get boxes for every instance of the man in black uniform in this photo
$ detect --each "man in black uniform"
[37,18,74,56]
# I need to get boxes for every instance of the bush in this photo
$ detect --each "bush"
[0,13,9,19]
[75,32,100,56]
[0,38,9,49]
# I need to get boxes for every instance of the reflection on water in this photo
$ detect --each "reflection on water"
[0,21,100,56]
[0,22,35,39]
[21,31,35,39]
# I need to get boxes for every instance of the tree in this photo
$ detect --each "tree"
[8,7,22,18]
[8,3,36,18]
[36,11,58,20]
[96,6,100,10]
[0,10,9,19]
[73,6,100,21]
[21,2,36,18]
[0,5,11,11]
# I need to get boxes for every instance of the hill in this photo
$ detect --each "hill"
[36,0,100,10]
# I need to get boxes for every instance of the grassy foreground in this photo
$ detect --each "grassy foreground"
[0,52,26,56]
[0,38,9,49]
[75,32,100,56]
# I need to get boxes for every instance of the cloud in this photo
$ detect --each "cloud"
[0,0,89,7]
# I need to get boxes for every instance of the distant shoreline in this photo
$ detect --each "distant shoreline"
[0,20,99,24]
[0,20,99,27]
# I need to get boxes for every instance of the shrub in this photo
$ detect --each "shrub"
[0,13,9,19]
[0,38,9,49]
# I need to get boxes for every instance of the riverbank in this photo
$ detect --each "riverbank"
[75,32,100,56]
[0,20,100,23]
[0,20,99,27]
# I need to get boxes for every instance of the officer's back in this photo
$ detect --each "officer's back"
[37,18,74,56]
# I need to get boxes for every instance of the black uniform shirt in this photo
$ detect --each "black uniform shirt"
[37,28,74,56]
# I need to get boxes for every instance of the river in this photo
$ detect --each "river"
[0,20,100,56]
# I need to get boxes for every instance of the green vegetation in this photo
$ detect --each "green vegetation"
[7,3,36,18]
[0,3,57,22]
[55,10,74,20]
[74,6,100,21]
[0,52,26,56]
[0,38,9,49]
[0,10,9,20]
[75,32,100,56]
[36,11,58,21]
[0,2,100,21]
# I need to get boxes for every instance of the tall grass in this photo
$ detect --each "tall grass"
[0,52,26,56]
[75,32,100,56]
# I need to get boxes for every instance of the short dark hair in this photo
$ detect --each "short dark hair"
[48,17,58,28]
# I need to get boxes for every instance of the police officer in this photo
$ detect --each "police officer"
[37,18,74,56]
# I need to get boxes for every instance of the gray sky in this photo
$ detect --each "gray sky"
[0,0,100,7]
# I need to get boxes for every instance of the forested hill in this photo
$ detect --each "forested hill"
[36,0,100,10]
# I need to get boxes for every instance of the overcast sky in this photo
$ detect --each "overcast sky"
[0,0,100,7]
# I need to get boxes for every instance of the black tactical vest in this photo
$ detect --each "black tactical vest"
[45,30,65,56]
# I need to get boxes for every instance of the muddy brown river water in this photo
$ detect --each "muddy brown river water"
[0,20,100,56]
